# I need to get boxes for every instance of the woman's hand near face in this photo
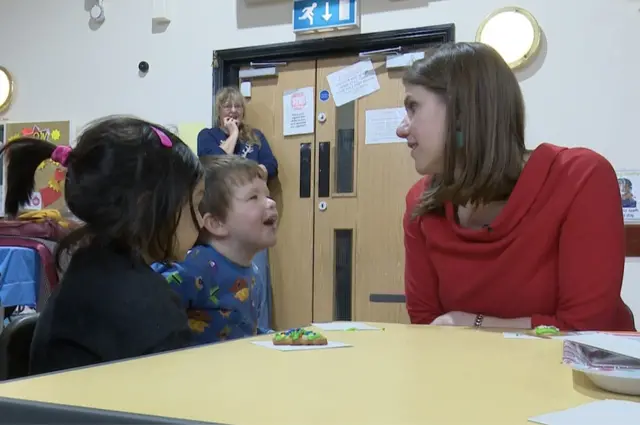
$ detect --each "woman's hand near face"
[220,118,240,154]
[223,117,239,136]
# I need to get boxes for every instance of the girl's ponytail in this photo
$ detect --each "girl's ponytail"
[0,137,58,217]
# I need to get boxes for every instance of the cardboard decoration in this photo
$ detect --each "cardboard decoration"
[5,121,71,212]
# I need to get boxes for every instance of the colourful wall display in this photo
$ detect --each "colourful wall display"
[5,121,71,212]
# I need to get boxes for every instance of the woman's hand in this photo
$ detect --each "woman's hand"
[223,117,239,135]
[431,312,532,329]
[431,311,477,326]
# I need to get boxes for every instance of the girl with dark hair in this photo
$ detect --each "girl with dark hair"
[398,42,634,332]
[1,116,206,374]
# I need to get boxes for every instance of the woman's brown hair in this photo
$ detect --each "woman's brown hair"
[214,86,261,147]
[404,42,527,218]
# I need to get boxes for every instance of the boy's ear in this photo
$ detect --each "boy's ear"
[201,212,228,238]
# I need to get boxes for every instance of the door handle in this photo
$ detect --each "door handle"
[318,141,330,198]
[299,143,311,199]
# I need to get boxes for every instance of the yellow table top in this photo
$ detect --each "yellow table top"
[0,324,637,425]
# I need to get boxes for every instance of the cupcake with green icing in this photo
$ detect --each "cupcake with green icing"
[272,328,328,346]
[534,325,560,337]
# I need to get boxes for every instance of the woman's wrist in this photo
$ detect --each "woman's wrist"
[221,133,239,154]
[481,316,532,329]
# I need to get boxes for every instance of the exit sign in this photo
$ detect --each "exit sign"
[293,0,359,33]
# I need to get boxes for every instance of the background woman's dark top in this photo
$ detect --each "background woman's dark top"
[30,244,192,375]
[197,127,278,179]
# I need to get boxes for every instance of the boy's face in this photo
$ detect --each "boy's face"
[207,177,278,252]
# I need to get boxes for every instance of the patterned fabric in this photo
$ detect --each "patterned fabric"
[152,245,269,345]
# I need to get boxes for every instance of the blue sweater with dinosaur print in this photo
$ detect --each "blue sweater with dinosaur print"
[152,244,269,344]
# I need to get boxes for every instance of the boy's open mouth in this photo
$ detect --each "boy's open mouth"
[263,216,277,226]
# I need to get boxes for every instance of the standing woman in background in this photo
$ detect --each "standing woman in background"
[198,86,278,179]
[197,86,278,330]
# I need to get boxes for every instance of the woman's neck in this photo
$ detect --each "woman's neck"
[456,151,531,229]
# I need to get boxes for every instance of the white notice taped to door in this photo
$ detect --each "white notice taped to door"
[365,107,406,145]
[386,51,425,69]
[326,59,380,107]
[283,86,315,136]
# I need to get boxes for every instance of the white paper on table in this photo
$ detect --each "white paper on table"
[386,51,425,69]
[503,332,572,340]
[283,86,315,136]
[528,399,640,425]
[312,321,381,331]
[563,333,640,360]
[326,59,380,107]
[240,81,251,97]
[252,341,352,351]
[365,107,405,145]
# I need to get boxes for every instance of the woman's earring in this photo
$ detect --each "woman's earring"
[456,131,464,147]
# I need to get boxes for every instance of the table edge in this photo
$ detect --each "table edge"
[0,396,221,424]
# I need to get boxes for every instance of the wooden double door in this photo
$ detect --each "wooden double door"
[242,54,421,330]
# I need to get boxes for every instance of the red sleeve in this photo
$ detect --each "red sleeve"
[404,178,443,324]
[531,154,626,331]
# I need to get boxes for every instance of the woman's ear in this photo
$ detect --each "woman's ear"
[201,212,228,238]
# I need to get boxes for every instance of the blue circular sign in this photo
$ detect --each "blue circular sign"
[319,90,330,102]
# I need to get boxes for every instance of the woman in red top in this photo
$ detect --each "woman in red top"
[397,42,635,332]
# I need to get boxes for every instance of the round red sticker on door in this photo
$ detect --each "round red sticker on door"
[291,91,306,110]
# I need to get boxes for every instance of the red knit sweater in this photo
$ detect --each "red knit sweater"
[404,143,635,331]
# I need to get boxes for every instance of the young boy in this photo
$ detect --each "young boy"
[153,155,278,344]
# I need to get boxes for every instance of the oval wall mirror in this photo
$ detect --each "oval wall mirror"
[0,67,14,113]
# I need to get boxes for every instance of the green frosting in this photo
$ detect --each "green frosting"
[534,325,560,336]
[305,332,322,340]
[274,328,324,341]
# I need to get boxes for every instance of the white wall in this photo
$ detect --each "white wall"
[1,0,639,326]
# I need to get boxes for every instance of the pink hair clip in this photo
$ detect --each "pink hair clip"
[151,127,173,148]
[51,145,72,166]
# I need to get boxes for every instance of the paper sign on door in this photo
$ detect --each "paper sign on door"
[386,51,425,69]
[283,87,315,136]
[326,59,380,107]
[240,81,252,98]
[365,107,406,145]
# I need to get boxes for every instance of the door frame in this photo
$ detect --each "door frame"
[209,24,454,325]
[211,24,455,123]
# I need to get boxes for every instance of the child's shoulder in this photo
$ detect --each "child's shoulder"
[151,261,192,285]
[185,244,230,267]
[158,245,220,278]
[183,244,219,266]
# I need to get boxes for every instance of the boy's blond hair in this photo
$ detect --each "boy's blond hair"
[198,155,266,220]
